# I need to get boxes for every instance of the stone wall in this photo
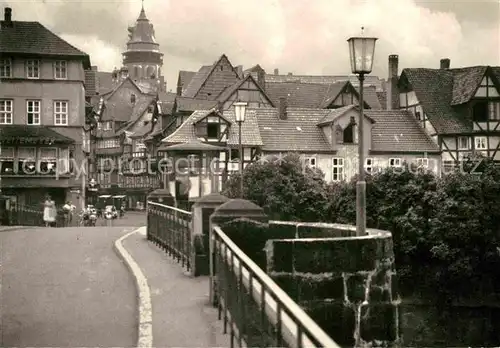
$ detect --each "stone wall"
[265,235,401,347]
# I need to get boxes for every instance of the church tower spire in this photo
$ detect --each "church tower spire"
[122,1,165,91]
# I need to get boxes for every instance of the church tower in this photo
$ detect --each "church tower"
[121,1,165,91]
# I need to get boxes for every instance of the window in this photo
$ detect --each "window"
[0,100,13,124]
[207,123,219,139]
[472,101,488,122]
[389,158,402,167]
[343,123,355,143]
[38,147,57,174]
[442,160,455,174]
[54,61,67,79]
[18,147,36,174]
[458,136,470,150]
[26,60,40,79]
[54,101,68,125]
[304,156,317,169]
[475,136,487,150]
[59,148,70,174]
[131,94,136,104]
[230,149,240,160]
[365,158,373,174]
[27,100,41,125]
[332,157,344,182]
[0,147,15,174]
[489,102,500,120]
[416,158,429,169]
[0,58,11,78]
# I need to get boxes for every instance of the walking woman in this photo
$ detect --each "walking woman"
[43,195,56,227]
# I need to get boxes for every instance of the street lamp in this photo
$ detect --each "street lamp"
[347,29,377,237]
[233,102,247,197]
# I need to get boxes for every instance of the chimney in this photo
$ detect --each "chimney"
[278,97,288,120]
[386,55,399,111]
[440,58,450,69]
[274,68,279,75]
[4,7,12,22]
[236,65,243,78]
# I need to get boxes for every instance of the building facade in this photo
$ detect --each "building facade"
[0,7,90,208]
[387,55,500,172]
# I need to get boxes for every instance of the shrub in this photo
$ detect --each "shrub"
[222,153,329,221]
[223,152,500,301]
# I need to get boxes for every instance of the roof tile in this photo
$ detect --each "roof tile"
[366,110,440,153]
[255,108,332,152]
[402,68,471,134]
[265,74,385,92]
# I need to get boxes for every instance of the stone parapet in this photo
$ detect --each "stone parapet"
[265,233,401,347]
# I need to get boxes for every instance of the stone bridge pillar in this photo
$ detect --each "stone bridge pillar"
[265,229,401,347]
[190,193,229,277]
[209,198,269,305]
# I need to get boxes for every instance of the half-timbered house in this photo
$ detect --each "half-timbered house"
[389,55,500,172]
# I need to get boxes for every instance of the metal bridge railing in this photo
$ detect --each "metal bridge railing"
[211,225,340,348]
[147,201,192,271]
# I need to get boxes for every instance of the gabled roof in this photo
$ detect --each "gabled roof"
[265,74,385,92]
[158,92,177,115]
[178,70,196,91]
[450,66,488,105]
[116,94,156,134]
[161,109,262,146]
[175,96,218,112]
[255,108,332,152]
[84,70,97,97]
[222,110,263,146]
[181,54,240,99]
[104,76,142,102]
[264,80,381,109]
[401,68,471,134]
[216,74,274,106]
[316,105,375,126]
[182,66,212,98]
[0,20,90,67]
[366,110,440,153]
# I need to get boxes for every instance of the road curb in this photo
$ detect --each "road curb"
[0,226,36,232]
[113,227,153,348]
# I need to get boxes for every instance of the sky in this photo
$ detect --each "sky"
[2,0,499,92]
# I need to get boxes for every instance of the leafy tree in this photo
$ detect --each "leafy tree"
[222,153,329,221]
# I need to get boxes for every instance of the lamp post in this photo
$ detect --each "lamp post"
[234,102,247,198]
[347,29,377,237]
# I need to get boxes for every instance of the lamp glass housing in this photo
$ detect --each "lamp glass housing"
[347,36,378,74]
[233,102,247,123]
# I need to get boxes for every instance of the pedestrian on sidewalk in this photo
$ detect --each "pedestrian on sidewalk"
[62,201,72,227]
[43,196,56,227]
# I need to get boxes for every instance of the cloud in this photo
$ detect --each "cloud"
[1,0,499,92]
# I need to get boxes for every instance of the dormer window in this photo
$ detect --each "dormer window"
[194,115,227,141]
[207,123,219,138]
[343,123,355,144]
[335,125,343,144]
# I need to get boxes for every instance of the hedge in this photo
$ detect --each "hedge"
[222,153,500,302]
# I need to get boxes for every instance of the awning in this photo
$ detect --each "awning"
[0,125,75,145]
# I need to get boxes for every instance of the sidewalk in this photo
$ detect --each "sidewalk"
[122,230,230,347]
